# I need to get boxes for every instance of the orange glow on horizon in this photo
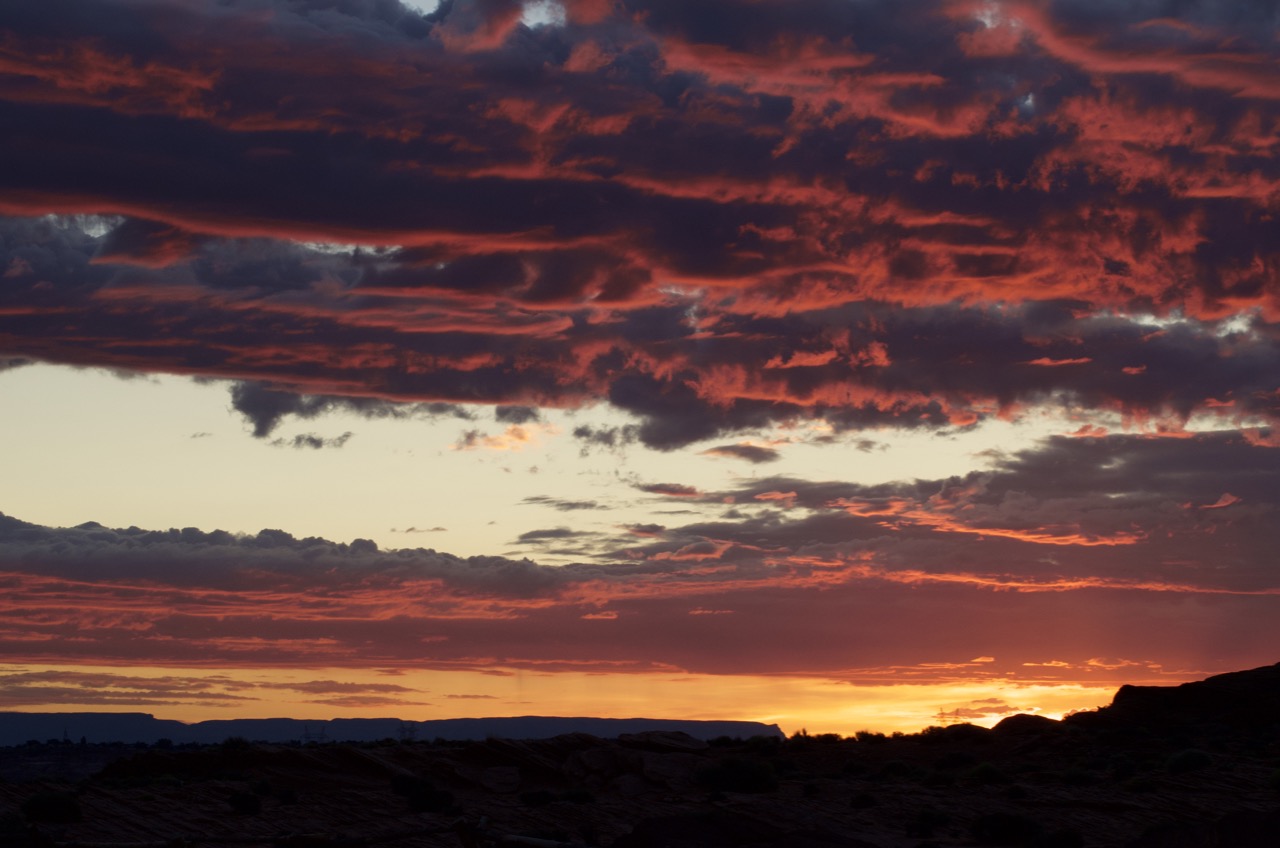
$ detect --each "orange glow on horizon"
[0,662,1167,737]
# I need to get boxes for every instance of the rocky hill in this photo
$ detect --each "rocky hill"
[1,664,1277,848]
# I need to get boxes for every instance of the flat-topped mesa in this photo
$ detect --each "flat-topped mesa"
[0,713,785,747]
[1070,662,1280,730]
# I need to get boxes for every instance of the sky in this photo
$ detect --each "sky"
[1,0,1279,735]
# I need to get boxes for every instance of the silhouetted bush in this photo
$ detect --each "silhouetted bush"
[849,791,878,808]
[934,750,978,770]
[227,790,261,815]
[1057,767,1097,787]
[964,761,1010,785]
[876,759,914,779]
[1109,754,1137,779]
[0,813,44,848]
[1122,775,1160,792]
[854,730,888,744]
[696,756,778,792]
[21,791,81,823]
[905,806,950,838]
[390,774,455,813]
[970,811,1042,844]
[1166,749,1212,773]
[1040,827,1085,848]
[744,735,782,755]
[520,789,557,806]
[921,769,955,788]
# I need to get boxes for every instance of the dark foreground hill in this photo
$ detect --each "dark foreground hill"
[1,663,1278,848]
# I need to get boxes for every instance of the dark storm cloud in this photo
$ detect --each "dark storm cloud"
[0,0,1278,446]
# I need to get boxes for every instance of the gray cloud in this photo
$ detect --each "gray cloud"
[521,495,605,511]
[702,443,781,464]
[270,431,354,449]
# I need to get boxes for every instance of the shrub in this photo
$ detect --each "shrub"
[21,791,81,824]
[390,774,454,813]
[970,811,1042,845]
[849,791,877,808]
[744,735,782,755]
[905,806,950,839]
[1057,767,1097,787]
[876,759,914,779]
[921,769,955,788]
[1166,749,1212,774]
[696,757,778,793]
[1041,828,1085,848]
[934,750,978,770]
[963,761,1010,785]
[227,791,261,815]
[520,790,557,807]
[1109,755,1137,780]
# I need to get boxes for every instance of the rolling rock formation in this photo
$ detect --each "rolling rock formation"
[0,664,1277,848]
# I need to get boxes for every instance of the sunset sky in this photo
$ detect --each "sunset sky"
[2,0,1279,735]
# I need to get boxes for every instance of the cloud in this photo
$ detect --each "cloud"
[495,404,541,424]
[522,495,604,511]
[1,1,1279,687]
[571,424,640,453]
[270,431,353,449]
[515,526,586,542]
[701,443,781,464]
[452,424,547,451]
[0,1,1273,447]
[231,382,470,439]
[638,483,702,497]
[1,430,1278,678]
[0,669,420,709]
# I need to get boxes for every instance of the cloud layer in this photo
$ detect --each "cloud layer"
[2,432,1277,681]
[0,0,1277,445]
[1,1,1278,709]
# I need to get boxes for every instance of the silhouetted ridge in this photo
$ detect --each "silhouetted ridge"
[1072,662,1280,729]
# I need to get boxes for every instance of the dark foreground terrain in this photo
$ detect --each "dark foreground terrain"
[2,663,1279,848]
